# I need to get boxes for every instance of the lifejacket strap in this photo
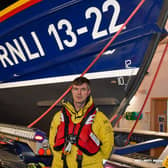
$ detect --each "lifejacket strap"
[76,150,83,168]
[61,153,68,168]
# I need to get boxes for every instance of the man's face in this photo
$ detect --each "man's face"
[72,83,91,105]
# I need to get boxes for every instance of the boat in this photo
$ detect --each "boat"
[0,0,168,167]
[0,0,167,132]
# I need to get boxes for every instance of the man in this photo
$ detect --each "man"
[49,77,114,168]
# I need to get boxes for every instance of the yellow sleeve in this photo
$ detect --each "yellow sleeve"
[49,111,61,153]
[94,112,114,159]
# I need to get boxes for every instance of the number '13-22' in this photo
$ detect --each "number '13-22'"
[48,0,125,50]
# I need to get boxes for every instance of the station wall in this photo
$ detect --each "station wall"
[119,37,168,131]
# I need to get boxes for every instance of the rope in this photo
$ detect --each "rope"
[110,114,118,123]
[125,41,168,145]
[27,0,145,128]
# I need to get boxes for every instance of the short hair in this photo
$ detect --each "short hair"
[72,77,90,87]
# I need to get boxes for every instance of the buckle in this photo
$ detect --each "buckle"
[68,134,76,144]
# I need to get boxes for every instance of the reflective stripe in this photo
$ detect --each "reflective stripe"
[89,132,100,146]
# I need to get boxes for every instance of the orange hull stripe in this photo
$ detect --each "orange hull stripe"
[0,0,42,22]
